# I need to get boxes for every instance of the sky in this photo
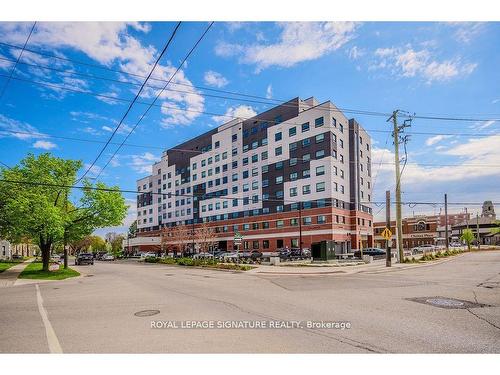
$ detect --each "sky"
[0,21,499,235]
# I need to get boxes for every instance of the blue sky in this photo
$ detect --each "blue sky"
[0,21,499,234]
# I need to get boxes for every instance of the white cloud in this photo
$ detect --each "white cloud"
[33,140,56,150]
[425,134,452,146]
[266,84,273,99]
[215,22,359,72]
[371,46,477,83]
[0,22,204,126]
[0,114,46,140]
[212,105,257,124]
[129,152,159,174]
[348,46,365,60]
[474,120,496,130]
[452,22,484,44]
[203,70,229,88]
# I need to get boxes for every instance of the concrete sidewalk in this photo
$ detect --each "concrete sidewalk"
[247,253,467,275]
[0,259,34,287]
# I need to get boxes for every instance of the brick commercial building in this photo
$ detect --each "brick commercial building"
[128,97,374,254]
[374,212,470,249]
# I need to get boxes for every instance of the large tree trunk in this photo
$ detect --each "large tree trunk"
[40,241,51,272]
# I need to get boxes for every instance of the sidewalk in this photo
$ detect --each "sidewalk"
[247,254,465,275]
[0,259,34,287]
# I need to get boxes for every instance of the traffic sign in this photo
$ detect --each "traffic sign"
[381,227,392,241]
[234,232,243,245]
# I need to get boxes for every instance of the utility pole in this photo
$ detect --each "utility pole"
[386,190,391,267]
[465,207,469,229]
[298,201,303,251]
[476,214,481,250]
[444,193,449,252]
[388,110,404,262]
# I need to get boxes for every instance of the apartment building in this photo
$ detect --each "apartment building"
[130,97,373,253]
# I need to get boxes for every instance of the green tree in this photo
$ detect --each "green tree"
[491,220,500,235]
[89,235,106,252]
[128,221,137,238]
[0,153,127,271]
[461,229,475,251]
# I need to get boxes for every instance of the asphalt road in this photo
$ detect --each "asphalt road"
[1,251,499,353]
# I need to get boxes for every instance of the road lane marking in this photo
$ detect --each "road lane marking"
[35,284,63,353]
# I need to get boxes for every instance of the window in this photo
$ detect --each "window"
[232,161,238,169]
[302,185,311,194]
[290,218,298,226]
[232,134,237,142]
[275,176,283,184]
[201,160,206,167]
[215,154,220,162]
[316,182,326,192]
[232,199,238,207]
[232,173,238,182]
[243,183,249,192]
[243,157,249,166]
[315,117,324,127]
[339,124,344,133]
[274,115,283,124]
[214,141,220,149]
[301,122,310,132]
[252,181,258,190]
[316,165,325,176]
[252,154,258,163]
[340,169,344,179]
[302,138,311,147]
[192,162,197,170]
[262,165,269,173]
[290,172,298,181]
[315,133,325,143]
[208,157,213,165]
[275,132,282,142]
[317,215,326,224]
[222,151,228,160]
[302,153,311,162]
[290,187,298,197]
[275,161,283,170]
[232,148,238,156]
[252,240,259,249]
[262,222,270,229]
[289,127,296,137]
[303,169,310,178]
[340,139,344,149]
[316,150,325,159]
[289,158,297,166]
[303,217,312,225]
[243,170,249,179]
[276,191,283,199]
[275,146,282,156]
[263,240,269,249]
[261,151,268,160]
[332,117,337,127]
[289,142,298,151]
[252,141,259,149]
[276,220,284,228]
[252,167,258,177]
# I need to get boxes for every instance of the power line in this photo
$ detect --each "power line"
[0,178,496,207]
[2,39,499,123]
[0,22,36,102]
[77,21,182,181]
[94,21,215,181]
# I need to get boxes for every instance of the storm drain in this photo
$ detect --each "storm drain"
[134,309,160,317]
[407,296,490,309]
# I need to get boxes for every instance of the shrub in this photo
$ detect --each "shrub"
[144,256,159,263]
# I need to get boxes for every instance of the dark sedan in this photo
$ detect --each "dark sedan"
[354,248,386,258]
[75,253,94,265]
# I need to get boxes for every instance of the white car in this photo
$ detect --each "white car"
[411,244,436,254]
[102,254,115,261]
[141,252,157,258]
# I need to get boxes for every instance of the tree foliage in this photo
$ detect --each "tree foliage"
[461,229,475,251]
[0,153,127,270]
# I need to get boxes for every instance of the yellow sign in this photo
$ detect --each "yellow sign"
[381,227,392,241]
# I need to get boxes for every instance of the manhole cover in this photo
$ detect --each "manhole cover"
[134,309,160,317]
[407,296,490,309]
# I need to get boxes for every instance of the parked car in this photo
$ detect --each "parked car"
[12,254,23,260]
[213,250,228,260]
[222,252,239,262]
[102,254,115,261]
[141,252,157,259]
[75,253,94,265]
[449,242,463,247]
[50,254,61,263]
[411,244,436,254]
[354,248,386,258]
